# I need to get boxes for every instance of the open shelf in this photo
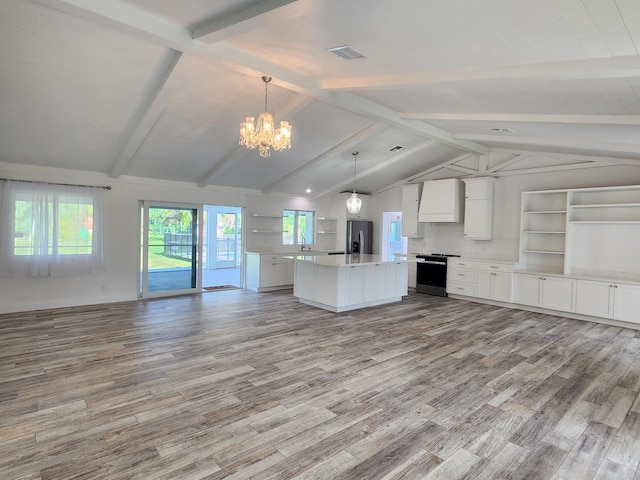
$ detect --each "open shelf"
[570,220,640,224]
[523,210,566,214]
[250,213,283,218]
[521,185,640,278]
[523,249,565,255]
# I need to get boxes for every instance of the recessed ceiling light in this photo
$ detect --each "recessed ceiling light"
[326,45,367,60]
[305,188,312,193]
[491,127,515,133]
[389,146,403,152]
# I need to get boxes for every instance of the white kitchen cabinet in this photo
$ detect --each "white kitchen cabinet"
[576,279,640,324]
[513,273,575,313]
[476,271,512,303]
[364,263,386,303]
[446,258,513,303]
[446,258,478,297]
[292,256,409,313]
[463,177,495,240]
[246,253,294,292]
[401,184,422,238]
[614,283,640,324]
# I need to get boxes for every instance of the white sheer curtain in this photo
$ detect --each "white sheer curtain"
[0,180,105,277]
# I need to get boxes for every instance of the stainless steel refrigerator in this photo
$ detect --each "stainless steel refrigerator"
[346,220,373,254]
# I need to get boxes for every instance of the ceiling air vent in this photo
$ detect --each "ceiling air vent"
[326,45,367,60]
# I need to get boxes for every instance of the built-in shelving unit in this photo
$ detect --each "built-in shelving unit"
[519,190,567,274]
[566,185,640,278]
[519,184,640,280]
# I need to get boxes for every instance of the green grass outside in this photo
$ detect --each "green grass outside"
[148,232,192,270]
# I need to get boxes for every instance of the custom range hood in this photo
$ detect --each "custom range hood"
[418,178,464,223]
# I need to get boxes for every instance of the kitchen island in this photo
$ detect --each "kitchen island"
[288,254,411,312]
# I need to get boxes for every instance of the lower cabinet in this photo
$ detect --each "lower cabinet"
[513,273,575,313]
[576,279,640,324]
[476,264,513,303]
[443,258,640,326]
[446,259,514,302]
[246,253,294,292]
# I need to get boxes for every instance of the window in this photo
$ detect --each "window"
[283,210,314,246]
[0,180,105,277]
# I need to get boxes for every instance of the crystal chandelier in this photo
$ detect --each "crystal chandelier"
[346,151,362,214]
[239,75,292,158]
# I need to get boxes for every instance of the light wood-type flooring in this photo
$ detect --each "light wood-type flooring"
[2,289,640,479]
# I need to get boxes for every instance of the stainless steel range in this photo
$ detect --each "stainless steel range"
[415,254,460,297]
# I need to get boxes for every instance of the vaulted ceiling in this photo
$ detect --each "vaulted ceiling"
[2,0,640,198]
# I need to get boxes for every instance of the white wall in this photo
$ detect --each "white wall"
[4,161,639,313]
[0,163,329,313]
[407,164,640,259]
[244,194,331,252]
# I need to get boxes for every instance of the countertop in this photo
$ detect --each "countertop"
[247,250,345,255]
[285,253,415,267]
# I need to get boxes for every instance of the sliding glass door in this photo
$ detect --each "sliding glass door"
[203,206,243,289]
[139,202,201,297]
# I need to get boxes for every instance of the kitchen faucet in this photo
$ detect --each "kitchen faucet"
[301,235,306,252]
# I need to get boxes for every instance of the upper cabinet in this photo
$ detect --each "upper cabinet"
[401,184,423,238]
[463,177,495,240]
[418,178,464,223]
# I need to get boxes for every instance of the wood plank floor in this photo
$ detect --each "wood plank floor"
[2,290,640,479]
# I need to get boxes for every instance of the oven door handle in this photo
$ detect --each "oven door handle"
[422,260,446,265]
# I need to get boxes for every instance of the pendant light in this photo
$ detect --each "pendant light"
[346,151,362,214]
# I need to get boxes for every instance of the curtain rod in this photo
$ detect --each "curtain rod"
[0,178,111,190]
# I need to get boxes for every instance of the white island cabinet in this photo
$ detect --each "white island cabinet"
[290,254,411,312]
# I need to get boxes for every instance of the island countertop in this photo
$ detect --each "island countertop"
[284,253,413,267]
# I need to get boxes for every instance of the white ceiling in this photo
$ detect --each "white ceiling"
[2,0,640,197]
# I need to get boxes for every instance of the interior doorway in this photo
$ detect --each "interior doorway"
[202,205,243,289]
[381,211,407,257]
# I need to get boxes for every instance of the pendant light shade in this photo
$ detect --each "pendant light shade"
[346,151,362,214]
